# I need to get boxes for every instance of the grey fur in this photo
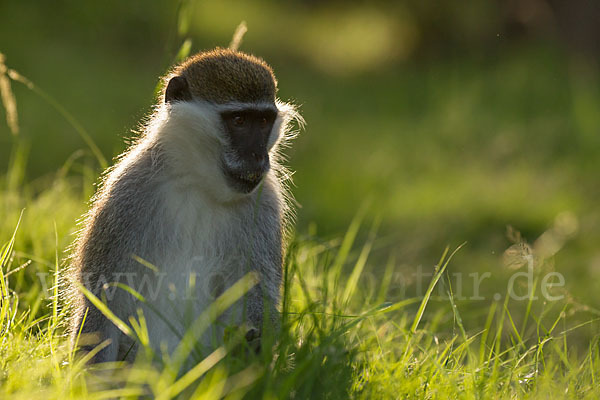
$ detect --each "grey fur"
[65,55,301,364]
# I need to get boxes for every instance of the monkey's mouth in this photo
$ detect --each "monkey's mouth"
[223,167,266,193]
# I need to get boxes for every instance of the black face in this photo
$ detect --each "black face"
[220,108,277,193]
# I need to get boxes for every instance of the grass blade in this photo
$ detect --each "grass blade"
[0,210,24,330]
[411,242,466,333]
[342,216,380,306]
[74,282,134,338]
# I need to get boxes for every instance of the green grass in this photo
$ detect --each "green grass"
[1,1,600,397]
[1,175,599,398]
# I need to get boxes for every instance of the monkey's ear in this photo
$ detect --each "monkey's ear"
[165,76,192,103]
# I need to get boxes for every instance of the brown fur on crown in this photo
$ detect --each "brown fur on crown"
[169,48,278,104]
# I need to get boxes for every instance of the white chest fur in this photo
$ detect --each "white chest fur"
[139,179,257,353]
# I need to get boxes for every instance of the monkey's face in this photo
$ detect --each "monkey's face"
[219,107,277,193]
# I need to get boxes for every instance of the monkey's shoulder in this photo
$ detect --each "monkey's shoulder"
[76,152,169,266]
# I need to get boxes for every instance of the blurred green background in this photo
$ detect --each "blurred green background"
[1,1,599,312]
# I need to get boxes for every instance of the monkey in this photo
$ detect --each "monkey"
[64,48,303,364]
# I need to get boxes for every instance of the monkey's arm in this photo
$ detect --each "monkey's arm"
[70,219,137,363]
[70,163,163,362]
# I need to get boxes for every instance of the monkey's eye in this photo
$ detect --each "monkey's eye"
[233,115,245,126]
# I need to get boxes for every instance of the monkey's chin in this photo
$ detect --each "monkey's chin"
[223,169,265,194]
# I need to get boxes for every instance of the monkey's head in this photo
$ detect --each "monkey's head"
[160,48,300,200]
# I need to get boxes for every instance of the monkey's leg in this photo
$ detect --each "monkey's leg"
[72,299,123,363]
[243,284,280,352]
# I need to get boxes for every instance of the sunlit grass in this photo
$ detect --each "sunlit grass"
[1,168,600,398]
[1,3,599,396]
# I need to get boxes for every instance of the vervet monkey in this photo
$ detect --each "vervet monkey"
[66,48,302,363]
